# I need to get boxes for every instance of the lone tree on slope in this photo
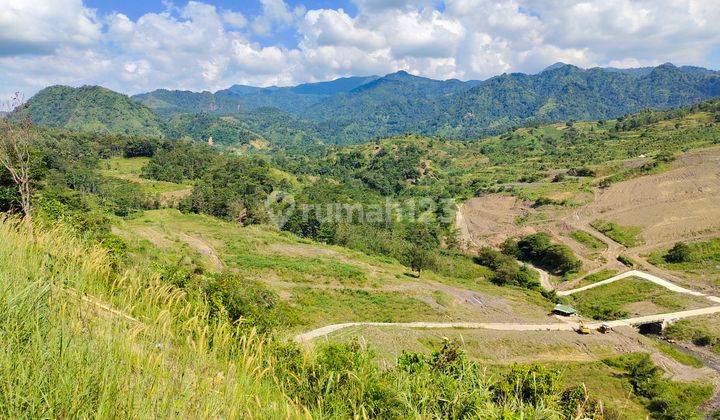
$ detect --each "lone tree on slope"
[0,93,35,222]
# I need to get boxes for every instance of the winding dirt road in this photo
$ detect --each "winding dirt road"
[294,303,720,342]
[297,210,720,342]
[293,202,720,344]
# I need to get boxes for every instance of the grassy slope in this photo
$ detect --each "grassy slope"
[665,314,720,354]
[570,277,711,320]
[111,209,557,333]
[648,237,720,289]
[0,219,300,417]
[100,157,192,195]
[327,327,651,417]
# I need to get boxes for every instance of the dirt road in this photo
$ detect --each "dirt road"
[294,305,720,342]
[558,269,714,298]
[294,266,720,342]
[456,202,553,291]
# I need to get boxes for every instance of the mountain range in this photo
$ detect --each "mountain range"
[23,63,720,146]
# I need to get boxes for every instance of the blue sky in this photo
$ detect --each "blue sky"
[84,0,360,48]
[1,0,719,98]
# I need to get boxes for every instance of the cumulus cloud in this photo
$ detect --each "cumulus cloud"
[1,0,719,98]
[251,0,296,36]
[0,0,101,56]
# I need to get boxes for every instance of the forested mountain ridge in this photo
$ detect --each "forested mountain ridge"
[440,63,720,137]
[24,63,720,146]
[25,85,165,137]
[26,85,327,148]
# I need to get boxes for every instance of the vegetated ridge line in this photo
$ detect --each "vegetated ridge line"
[294,268,720,342]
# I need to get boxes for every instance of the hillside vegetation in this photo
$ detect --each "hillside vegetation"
[25,85,165,137]
[3,86,720,418]
[22,63,720,146]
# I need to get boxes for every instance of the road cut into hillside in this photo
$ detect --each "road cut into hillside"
[295,268,720,342]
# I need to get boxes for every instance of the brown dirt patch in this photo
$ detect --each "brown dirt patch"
[577,147,720,248]
[456,195,535,248]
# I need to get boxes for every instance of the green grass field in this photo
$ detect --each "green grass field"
[570,277,710,320]
[111,209,557,331]
[569,230,608,252]
[648,237,720,288]
[100,157,192,195]
[591,219,643,247]
[664,314,720,355]
[652,340,704,368]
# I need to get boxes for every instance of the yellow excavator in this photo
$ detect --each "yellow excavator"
[576,321,591,335]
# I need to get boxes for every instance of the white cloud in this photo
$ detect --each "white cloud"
[251,0,295,36]
[1,0,720,99]
[222,10,247,28]
[0,0,101,56]
[301,9,384,50]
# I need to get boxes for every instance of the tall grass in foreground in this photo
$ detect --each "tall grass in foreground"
[0,218,302,418]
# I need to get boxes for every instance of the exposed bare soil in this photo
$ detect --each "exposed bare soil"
[578,146,720,247]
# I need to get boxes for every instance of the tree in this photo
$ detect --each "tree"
[0,94,35,221]
[402,222,438,277]
[664,242,692,263]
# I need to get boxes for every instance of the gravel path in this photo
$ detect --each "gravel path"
[295,264,720,342]
[558,269,713,298]
[294,305,720,342]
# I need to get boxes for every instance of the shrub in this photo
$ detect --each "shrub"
[603,353,713,419]
[474,247,539,288]
[491,363,560,407]
[617,254,635,267]
[515,233,581,275]
[664,242,693,263]
[203,273,296,332]
[123,138,157,158]
[568,167,596,177]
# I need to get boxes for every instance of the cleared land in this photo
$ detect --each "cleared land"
[100,157,193,204]
[648,237,720,291]
[567,276,712,320]
[112,209,559,333]
[578,146,720,247]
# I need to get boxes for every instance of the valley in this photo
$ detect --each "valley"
[3,74,720,419]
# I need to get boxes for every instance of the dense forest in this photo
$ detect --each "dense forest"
[24,63,720,147]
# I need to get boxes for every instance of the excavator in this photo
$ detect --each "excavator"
[576,321,591,335]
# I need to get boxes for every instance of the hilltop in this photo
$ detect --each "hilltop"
[24,85,165,137]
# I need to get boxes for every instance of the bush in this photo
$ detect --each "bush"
[123,138,157,158]
[474,247,539,288]
[568,167,596,177]
[617,254,635,267]
[515,233,581,275]
[491,363,560,407]
[664,242,693,263]
[203,273,296,332]
[603,353,713,419]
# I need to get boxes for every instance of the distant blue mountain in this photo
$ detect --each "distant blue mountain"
[291,76,379,95]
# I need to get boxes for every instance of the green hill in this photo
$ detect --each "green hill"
[25,64,720,147]
[2,96,719,417]
[138,64,720,146]
[25,85,165,137]
[445,63,720,137]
